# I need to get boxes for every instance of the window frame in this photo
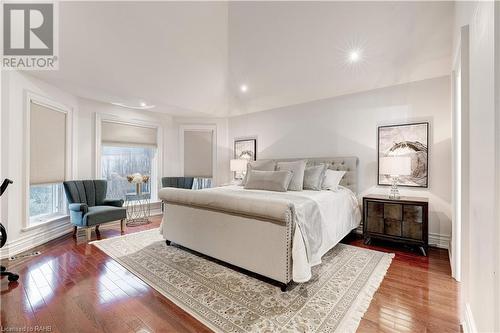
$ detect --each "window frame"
[95,114,163,204]
[24,91,74,229]
[29,183,66,225]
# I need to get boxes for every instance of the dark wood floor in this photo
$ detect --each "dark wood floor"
[1,216,461,332]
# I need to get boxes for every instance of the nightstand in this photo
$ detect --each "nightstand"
[363,194,428,256]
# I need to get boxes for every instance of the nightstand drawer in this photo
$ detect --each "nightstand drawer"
[367,202,384,218]
[366,216,384,233]
[384,204,402,220]
[404,205,423,222]
[403,221,423,240]
[384,219,401,237]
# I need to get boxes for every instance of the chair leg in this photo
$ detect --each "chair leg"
[72,226,77,238]
[120,219,126,233]
[86,228,92,241]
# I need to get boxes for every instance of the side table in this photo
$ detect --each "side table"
[124,192,151,226]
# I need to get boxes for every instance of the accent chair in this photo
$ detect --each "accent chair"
[161,177,194,189]
[63,180,127,241]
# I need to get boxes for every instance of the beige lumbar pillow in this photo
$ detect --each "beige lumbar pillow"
[242,160,276,185]
[244,170,293,192]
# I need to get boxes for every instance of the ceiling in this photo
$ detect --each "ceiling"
[29,1,454,117]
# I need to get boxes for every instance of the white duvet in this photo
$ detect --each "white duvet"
[285,186,361,282]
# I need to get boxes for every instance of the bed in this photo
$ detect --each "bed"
[159,157,361,290]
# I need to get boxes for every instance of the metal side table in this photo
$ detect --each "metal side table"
[124,192,151,226]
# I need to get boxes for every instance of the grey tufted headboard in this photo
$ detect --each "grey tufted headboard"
[261,157,359,194]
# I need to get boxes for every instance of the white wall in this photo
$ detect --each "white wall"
[228,76,452,245]
[1,71,79,257]
[453,2,499,332]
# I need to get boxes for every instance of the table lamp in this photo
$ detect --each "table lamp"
[379,156,412,199]
[230,159,248,180]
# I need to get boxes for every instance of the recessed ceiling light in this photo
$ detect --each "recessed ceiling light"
[240,84,248,93]
[349,50,360,63]
[111,102,156,110]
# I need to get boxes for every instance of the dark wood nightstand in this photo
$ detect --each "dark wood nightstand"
[363,194,428,256]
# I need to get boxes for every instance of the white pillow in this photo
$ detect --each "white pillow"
[322,169,346,190]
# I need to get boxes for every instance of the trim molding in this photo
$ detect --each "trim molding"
[1,219,73,259]
[462,303,477,333]
[428,232,451,249]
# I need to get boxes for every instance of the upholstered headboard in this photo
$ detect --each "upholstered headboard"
[262,157,359,194]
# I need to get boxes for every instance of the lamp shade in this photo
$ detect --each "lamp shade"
[230,159,248,172]
[379,156,412,176]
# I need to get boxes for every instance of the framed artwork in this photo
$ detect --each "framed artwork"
[234,138,257,161]
[234,138,256,179]
[378,122,429,188]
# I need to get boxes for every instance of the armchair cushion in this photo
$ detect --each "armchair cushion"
[68,203,88,214]
[83,206,126,226]
[102,199,124,207]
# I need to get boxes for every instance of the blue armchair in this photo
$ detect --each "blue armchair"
[63,180,127,241]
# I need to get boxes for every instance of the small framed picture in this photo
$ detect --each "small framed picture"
[378,122,429,188]
[234,138,256,179]
[234,138,257,161]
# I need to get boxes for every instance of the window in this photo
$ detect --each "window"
[27,99,69,226]
[99,119,159,203]
[29,183,65,225]
[101,146,157,201]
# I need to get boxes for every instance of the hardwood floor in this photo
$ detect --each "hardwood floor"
[1,216,461,332]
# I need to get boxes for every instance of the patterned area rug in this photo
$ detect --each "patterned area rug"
[91,229,393,333]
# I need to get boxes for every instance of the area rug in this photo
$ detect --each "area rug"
[91,229,393,333]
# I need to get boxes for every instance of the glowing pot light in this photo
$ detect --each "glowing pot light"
[349,50,360,63]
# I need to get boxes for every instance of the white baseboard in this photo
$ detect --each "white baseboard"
[428,232,451,249]
[2,219,73,259]
[3,206,163,259]
[462,303,477,333]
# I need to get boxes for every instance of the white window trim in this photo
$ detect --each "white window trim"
[179,124,218,185]
[23,91,74,229]
[95,113,163,201]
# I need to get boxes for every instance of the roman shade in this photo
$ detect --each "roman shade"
[183,130,213,178]
[30,102,67,185]
[101,121,157,147]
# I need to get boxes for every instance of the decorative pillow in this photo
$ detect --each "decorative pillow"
[276,160,307,191]
[322,169,346,190]
[242,160,276,185]
[244,170,293,192]
[303,164,328,190]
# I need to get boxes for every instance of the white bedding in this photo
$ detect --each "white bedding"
[287,186,361,282]
[160,185,361,282]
